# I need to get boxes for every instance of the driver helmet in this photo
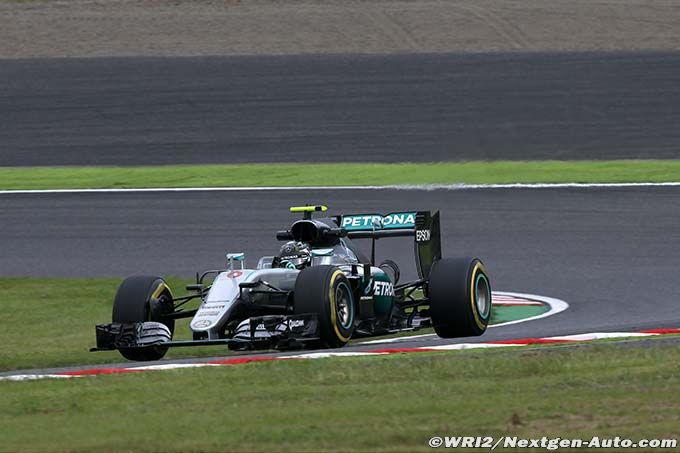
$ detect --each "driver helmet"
[278,241,312,269]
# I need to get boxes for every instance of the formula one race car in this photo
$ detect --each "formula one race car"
[92,206,492,361]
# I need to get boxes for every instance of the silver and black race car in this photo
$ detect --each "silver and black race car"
[92,205,492,361]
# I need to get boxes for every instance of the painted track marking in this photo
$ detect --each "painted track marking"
[3,328,679,382]
[2,182,680,195]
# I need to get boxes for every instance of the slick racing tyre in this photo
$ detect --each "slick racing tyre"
[429,258,491,338]
[294,266,355,348]
[112,276,175,361]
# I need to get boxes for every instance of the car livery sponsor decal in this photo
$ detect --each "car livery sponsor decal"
[415,229,431,242]
[341,212,416,231]
[197,311,221,317]
[373,280,394,297]
[288,319,305,328]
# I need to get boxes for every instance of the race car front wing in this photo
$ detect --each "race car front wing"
[91,313,320,352]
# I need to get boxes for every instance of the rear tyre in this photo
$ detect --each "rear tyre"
[112,276,175,361]
[378,259,400,285]
[294,266,355,348]
[429,258,491,338]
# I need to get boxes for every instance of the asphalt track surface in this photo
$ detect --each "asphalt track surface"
[2,52,680,166]
[1,186,679,374]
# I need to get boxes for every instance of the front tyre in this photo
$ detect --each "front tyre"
[294,266,355,348]
[429,258,491,338]
[112,276,175,361]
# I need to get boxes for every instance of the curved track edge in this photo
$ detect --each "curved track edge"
[3,328,678,382]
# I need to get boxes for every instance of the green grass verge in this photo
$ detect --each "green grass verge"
[0,278,227,371]
[1,160,680,190]
[2,343,679,452]
[0,278,538,371]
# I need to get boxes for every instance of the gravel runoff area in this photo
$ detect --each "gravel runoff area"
[1,0,679,58]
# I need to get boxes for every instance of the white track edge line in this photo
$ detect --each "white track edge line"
[490,291,569,328]
[2,182,680,195]
[546,332,655,342]
[2,328,678,382]
[279,352,388,359]
[1,374,81,381]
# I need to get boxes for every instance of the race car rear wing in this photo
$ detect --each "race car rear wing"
[335,211,442,279]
